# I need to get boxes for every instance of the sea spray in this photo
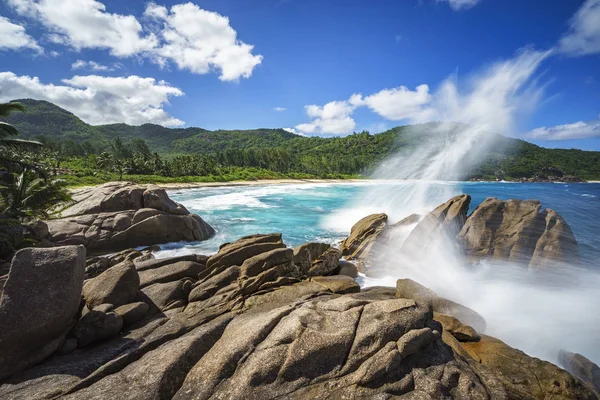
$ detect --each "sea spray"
[331,48,600,365]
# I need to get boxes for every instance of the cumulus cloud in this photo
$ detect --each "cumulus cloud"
[71,60,121,71]
[273,107,286,112]
[559,0,600,56]
[7,0,157,56]
[438,0,482,11]
[295,99,358,135]
[527,117,600,140]
[0,15,42,52]
[0,71,184,127]
[145,2,263,81]
[6,0,263,81]
[295,49,549,136]
[282,127,305,136]
[359,84,434,121]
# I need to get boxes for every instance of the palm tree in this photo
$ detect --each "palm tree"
[96,152,113,179]
[0,168,72,220]
[0,102,43,165]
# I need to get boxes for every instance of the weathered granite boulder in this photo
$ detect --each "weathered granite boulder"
[339,213,387,259]
[0,245,86,380]
[0,234,595,400]
[138,260,203,288]
[559,350,600,396]
[292,242,330,271]
[462,335,596,400]
[402,194,471,256]
[396,278,486,333]
[139,279,193,312]
[45,182,214,255]
[73,309,124,347]
[82,260,139,309]
[458,197,580,267]
[114,302,150,326]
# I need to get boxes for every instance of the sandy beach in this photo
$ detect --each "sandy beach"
[157,178,372,190]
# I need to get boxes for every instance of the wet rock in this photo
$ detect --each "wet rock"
[114,302,150,326]
[559,350,600,396]
[530,209,580,268]
[334,260,359,278]
[462,335,597,400]
[403,194,471,256]
[82,260,139,309]
[310,275,360,294]
[0,245,86,380]
[396,278,486,333]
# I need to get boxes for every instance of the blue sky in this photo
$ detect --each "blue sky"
[0,0,599,149]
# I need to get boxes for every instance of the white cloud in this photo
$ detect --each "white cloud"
[295,49,549,137]
[0,15,42,52]
[7,0,158,56]
[144,2,263,81]
[360,84,434,121]
[295,99,358,135]
[0,71,184,127]
[559,0,600,56]
[438,0,482,11]
[6,0,263,81]
[527,118,600,140]
[273,107,286,112]
[71,60,120,71]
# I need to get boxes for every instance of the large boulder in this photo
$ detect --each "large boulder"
[0,246,86,380]
[45,182,214,255]
[73,309,124,347]
[1,234,595,400]
[340,213,388,260]
[396,278,486,333]
[457,197,579,267]
[82,260,140,309]
[462,335,597,400]
[559,350,600,396]
[402,194,471,256]
[292,242,330,272]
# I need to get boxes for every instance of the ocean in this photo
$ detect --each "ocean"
[155,181,600,366]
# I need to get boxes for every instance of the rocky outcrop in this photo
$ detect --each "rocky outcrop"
[82,260,139,309]
[0,233,595,400]
[402,194,471,255]
[462,335,596,400]
[458,197,580,267]
[0,246,86,380]
[559,350,600,396]
[339,213,387,259]
[44,182,214,255]
[343,195,580,271]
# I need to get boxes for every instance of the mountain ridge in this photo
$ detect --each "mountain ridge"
[4,98,600,180]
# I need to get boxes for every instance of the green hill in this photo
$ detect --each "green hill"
[4,99,600,180]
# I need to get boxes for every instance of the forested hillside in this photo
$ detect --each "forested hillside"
[4,99,600,181]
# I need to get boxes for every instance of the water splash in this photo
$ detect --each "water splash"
[332,49,600,366]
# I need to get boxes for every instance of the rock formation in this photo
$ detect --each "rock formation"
[342,195,580,271]
[0,231,595,399]
[42,182,214,255]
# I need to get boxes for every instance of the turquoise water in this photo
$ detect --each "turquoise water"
[157,181,600,267]
[156,181,600,365]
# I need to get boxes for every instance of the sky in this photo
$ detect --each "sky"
[0,0,599,149]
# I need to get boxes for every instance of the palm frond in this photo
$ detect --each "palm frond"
[0,137,43,152]
[0,102,25,118]
[0,122,20,138]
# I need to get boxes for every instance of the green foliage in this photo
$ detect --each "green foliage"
[4,99,600,181]
[0,169,72,220]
